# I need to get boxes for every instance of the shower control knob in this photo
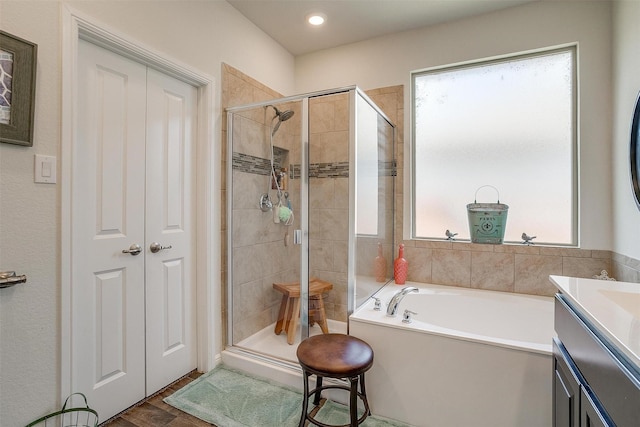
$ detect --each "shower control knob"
[150,242,172,253]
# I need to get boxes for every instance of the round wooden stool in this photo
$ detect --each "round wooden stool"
[296,333,374,427]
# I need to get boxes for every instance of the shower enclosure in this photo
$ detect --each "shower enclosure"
[226,86,395,366]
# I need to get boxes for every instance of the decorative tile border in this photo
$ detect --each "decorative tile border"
[309,162,350,178]
[232,147,289,176]
[233,155,397,179]
[232,152,271,176]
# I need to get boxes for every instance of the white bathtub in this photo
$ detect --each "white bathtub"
[350,281,555,427]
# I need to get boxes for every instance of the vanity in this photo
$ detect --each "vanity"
[550,275,640,427]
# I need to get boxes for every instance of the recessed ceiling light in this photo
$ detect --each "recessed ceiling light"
[307,13,326,26]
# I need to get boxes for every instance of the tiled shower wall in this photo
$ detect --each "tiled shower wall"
[222,65,640,343]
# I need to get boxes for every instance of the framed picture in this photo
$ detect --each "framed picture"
[631,91,640,210]
[0,30,37,147]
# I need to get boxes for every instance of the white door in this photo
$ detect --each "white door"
[73,39,196,421]
[144,68,197,393]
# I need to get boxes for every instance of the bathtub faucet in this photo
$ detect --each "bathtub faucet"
[386,286,419,316]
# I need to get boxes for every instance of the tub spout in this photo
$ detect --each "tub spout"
[386,286,419,316]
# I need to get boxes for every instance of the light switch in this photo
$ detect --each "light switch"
[34,154,57,184]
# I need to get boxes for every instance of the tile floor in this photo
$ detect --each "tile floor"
[100,371,212,427]
[101,369,321,427]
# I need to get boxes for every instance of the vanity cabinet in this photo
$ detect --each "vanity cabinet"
[552,339,581,427]
[553,339,611,427]
[580,387,610,427]
[554,294,640,427]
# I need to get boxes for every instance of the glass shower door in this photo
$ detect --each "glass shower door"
[226,86,394,365]
[227,99,304,363]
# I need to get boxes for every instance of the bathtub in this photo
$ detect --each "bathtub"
[349,281,555,427]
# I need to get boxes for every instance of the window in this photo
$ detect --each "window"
[411,46,577,245]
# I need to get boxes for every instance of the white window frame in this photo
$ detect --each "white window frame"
[410,45,578,246]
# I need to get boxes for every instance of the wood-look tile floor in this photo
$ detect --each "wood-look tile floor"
[100,371,215,427]
[100,369,319,427]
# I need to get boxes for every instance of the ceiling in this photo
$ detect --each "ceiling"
[227,0,539,56]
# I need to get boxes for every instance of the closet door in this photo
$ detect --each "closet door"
[144,68,197,393]
[73,40,197,422]
[74,39,147,420]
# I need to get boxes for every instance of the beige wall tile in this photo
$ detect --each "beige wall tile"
[310,239,335,271]
[405,246,432,283]
[334,177,349,208]
[317,208,349,241]
[454,242,495,252]
[309,177,334,209]
[432,249,471,286]
[232,170,264,209]
[333,241,349,274]
[309,100,336,133]
[514,254,563,296]
[224,72,256,109]
[310,131,349,163]
[493,244,540,254]
[233,114,269,159]
[471,252,515,292]
[334,96,349,131]
[232,244,263,285]
[612,252,640,271]
[591,250,612,259]
[415,240,452,249]
[612,260,640,283]
[540,247,592,258]
[563,256,611,278]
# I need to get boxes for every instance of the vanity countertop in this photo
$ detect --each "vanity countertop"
[550,275,640,371]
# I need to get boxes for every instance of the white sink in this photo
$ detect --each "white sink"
[599,289,640,318]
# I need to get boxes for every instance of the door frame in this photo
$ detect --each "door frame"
[60,6,219,401]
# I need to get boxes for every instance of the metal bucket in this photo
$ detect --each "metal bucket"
[467,186,508,244]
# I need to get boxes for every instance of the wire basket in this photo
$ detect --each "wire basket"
[25,393,98,427]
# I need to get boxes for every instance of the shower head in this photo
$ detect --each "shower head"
[267,105,294,121]
[278,109,295,122]
[267,105,295,135]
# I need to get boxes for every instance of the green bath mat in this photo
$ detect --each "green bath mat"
[164,365,302,427]
[314,400,410,427]
[164,364,412,427]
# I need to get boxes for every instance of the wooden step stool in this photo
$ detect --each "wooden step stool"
[273,278,333,345]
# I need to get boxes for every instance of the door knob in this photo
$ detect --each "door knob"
[122,243,142,256]
[150,242,172,253]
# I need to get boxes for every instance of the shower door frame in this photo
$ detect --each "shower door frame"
[225,86,395,360]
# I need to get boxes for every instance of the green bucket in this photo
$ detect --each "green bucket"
[467,186,509,244]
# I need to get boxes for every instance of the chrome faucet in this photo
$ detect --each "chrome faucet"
[386,286,419,316]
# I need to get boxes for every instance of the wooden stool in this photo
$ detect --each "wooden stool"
[296,333,374,427]
[273,278,333,345]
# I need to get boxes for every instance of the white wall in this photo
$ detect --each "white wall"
[0,2,61,425]
[295,0,613,250]
[0,1,294,425]
[612,0,640,261]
